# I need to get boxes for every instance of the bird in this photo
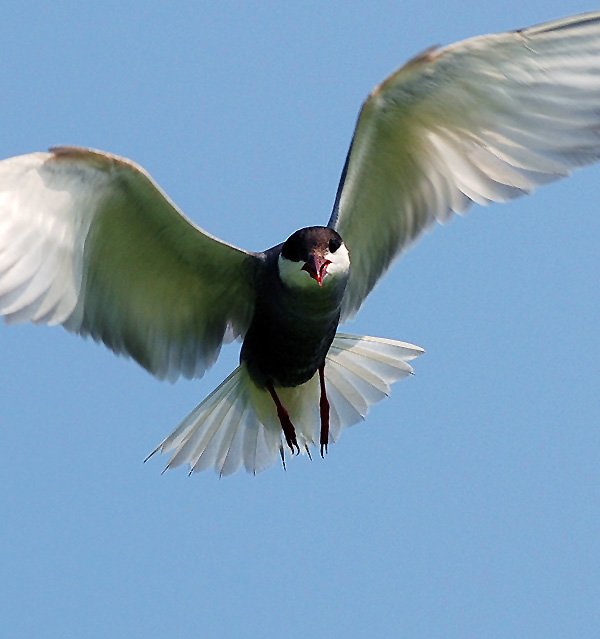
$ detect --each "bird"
[1,11,600,476]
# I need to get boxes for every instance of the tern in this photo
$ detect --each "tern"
[1,12,600,475]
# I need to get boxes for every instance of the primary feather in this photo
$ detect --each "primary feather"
[329,12,600,318]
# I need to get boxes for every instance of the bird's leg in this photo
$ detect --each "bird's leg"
[267,383,300,455]
[318,361,330,457]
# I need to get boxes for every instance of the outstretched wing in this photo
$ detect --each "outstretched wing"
[0,146,259,380]
[328,12,600,318]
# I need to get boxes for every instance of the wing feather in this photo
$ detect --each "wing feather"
[328,12,600,317]
[0,147,259,380]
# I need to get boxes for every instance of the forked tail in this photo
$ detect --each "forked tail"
[146,334,424,476]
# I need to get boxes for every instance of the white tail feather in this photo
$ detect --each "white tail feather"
[147,334,424,476]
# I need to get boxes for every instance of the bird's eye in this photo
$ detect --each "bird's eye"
[329,238,341,253]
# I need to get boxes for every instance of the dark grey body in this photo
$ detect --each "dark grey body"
[240,243,345,388]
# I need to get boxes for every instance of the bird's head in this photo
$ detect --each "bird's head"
[278,226,350,291]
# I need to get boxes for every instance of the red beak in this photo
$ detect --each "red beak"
[302,255,331,287]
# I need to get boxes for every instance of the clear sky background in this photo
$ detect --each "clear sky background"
[1,2,599,638]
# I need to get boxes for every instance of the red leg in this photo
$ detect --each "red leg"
[267,383,299,455]
[318,361,330,457]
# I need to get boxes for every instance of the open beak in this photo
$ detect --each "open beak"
[302,255,331,287]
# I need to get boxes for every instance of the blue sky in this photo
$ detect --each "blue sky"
[1,2,599,637]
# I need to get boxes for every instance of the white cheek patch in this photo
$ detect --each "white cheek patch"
[278,255,316,289]
[325,244,350,281]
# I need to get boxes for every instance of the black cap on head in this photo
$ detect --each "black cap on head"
[281,226,343,262]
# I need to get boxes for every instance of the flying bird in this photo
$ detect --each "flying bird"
[1,12,600,476]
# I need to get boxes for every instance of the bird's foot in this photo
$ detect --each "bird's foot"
[267,383,300,455]
[318,362,330,457]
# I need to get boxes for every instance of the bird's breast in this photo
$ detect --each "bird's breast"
[240,279,342,388]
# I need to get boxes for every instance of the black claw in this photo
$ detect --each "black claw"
[283,428,299,455]
[286,435,300,455]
